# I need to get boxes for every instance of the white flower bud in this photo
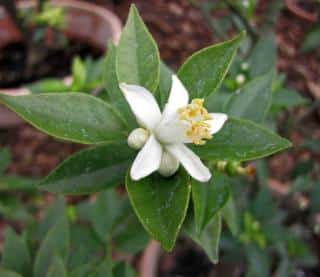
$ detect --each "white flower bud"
[241,62,249,71]
[128,128,149,150]
[236,74,246,85]
[158,151,179,177]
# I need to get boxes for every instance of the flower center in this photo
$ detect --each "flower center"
[178,98,212,145]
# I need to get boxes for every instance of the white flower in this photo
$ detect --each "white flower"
[119,75,228,182]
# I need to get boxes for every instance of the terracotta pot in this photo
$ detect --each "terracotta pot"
[0,0,122,128]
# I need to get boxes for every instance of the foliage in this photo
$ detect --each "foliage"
[1,2,315,275]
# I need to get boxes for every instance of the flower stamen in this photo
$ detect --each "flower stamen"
[178,98,212,145]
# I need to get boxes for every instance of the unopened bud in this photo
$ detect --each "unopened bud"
[158,151,179,177]
[236,74,246,85]
[127,128,149,150]
[241,62,249,71]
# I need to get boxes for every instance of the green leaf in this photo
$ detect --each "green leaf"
[27,78,69,94]
[248,34,276,77]
[116,5,160,92]
[113,262,137,277]
[0,93,126,144]
[72,57,87,91]
[33,214,69,277]
[126,170,191,251]
[226,70,274,123]
[46,256,67,277]
[178,32,244,98]
[222,195,238,235]
[1,228,32,276]
[192,118,291,161]
[0,176,37,191]
[104,42,135,126]
[301,28,320,53]
[37,197,65,240]
[272,88,309,109]
[192,171,230,233]
[184,213,222,264]
[155,62,173,109]
[0,148,11,174]
[40,142,134,194]
[0,268,23,277]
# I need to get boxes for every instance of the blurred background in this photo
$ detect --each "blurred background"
[0,0,320,276]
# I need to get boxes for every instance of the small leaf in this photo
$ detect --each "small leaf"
[192,118,291,161]
[33,214,69,277]
[184,213,222,264]
[27,78,69,94]
[1,228,32,276]
[192,171,230,233]
[40,142,134,194]
[248,34,276,77]
[46,256,67,277]
[301,28,320,53]
[222,195,238,235]
[0,93,126,144]
[0,176,37,191]
[72,57,86,91]
[226,70,274,123]
[116,4,160,92]
[126,170,191,251]
[178,32,244,98]
[272,88,309,109]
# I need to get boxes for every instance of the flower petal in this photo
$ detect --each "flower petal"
[207,113,228,135]
[119,83,162,130]
[167,75,189,110]
[130,135,163,180]
[166,144,211,182]
[155,118,190,144]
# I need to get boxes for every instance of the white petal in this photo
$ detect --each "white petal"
[155,118,190,144]
[119,83,162,130]
[167,75,189,110]
[166,144,211,182]
[207,113,228,135]
[130,135,163,180]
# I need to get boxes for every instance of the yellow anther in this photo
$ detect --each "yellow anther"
[178,98,213,145]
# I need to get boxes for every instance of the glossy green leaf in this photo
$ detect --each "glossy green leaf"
[192,171,230,233]
[226,70,274,122]
[104,42,135,126]
[126,170,191,251]
[1,228,32,276]
[192,118,291,161]
[33,214,69,277]
[222,195,238,235]
[155,62,173,109]
[0,93,126,144]
[178,32,244,98]
[46,256,67,277]
[248,34,276,77]
[0,268,23,277]
[184,213,222,264]
[116,5,160,92]
[40,142,134,194]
